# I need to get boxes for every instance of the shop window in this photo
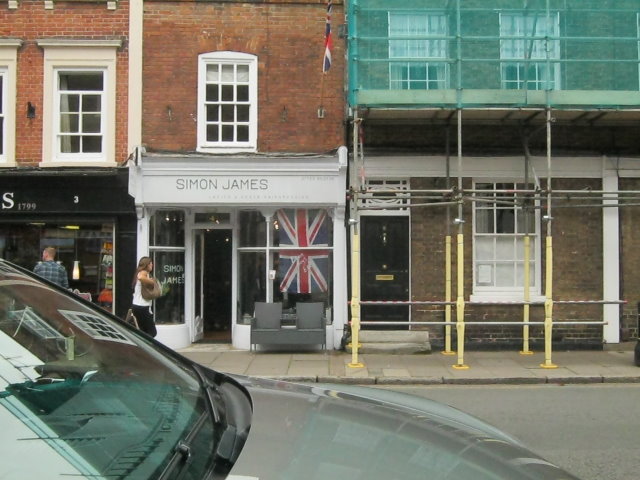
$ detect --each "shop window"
[238,210,266,247]
[238,251,266,321]
[473,182,540,298]
[149,210,185,325]
[238,208,333,320]
[0,222,115,311]
[197,51,257,153]
[150,210,184,246]
[151,250,185,325]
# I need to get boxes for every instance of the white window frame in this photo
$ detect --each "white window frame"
[197,51,258,154]
[0,40,21,166]
[38,40,120,166]
[388,12,449,90]
[471,181,542,301]
[54,68,106,161]
[500,12,560,90]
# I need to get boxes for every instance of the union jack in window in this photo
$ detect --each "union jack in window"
[277,209,330,294]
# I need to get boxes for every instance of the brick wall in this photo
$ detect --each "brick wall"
[142,0,344,153]
[409,175,612,348]
[4,1,130,164]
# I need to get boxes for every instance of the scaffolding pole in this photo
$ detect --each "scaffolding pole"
[541,106,558,369]
[348,110,363,368]
[454,108,469,370]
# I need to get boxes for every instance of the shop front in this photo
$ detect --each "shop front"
[0,168,137,317]
[128,148,348,350]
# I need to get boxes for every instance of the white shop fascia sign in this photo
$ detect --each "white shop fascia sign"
[129,147,347,206]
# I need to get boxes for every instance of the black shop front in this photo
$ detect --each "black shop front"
[0,167,137,317]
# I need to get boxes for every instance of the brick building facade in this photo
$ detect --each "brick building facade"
[0,0,137,318]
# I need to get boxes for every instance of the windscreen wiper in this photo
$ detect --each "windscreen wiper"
[156,364,227,480]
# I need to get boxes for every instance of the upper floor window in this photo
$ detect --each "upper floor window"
[197,52,257,153]
[56,70,105,157]
[388,12,448,90]
[0,70,5,161]
[473,182,540,298]
[39,40,120,166]
[500,13,560,90]
[0,40,20,166]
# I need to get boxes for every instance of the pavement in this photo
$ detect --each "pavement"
[178,341,640,385]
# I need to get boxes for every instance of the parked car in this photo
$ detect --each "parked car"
[0,259,579,479]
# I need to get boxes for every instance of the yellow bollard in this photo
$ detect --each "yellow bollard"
[348,230,364,368]
[452,233,469,369]
[540,235,557,369]
[442,235,455,355]
[520,235,533,355]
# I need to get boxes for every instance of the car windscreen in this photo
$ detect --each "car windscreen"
[0,273,216,479]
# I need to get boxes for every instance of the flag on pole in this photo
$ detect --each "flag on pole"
[322,1,333,73]
[277,209,330,294]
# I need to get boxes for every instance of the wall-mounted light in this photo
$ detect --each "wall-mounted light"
[27,102,36,119]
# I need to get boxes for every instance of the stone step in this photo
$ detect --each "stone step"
[347,330,431,354]
[358,330,430,343]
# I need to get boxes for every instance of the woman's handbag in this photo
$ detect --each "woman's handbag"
[125,309,139,329]
[141,278,163,301]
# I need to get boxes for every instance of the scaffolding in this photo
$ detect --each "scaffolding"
[346,0,640,368]
[348,107,640,369]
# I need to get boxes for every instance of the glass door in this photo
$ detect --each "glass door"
[195,229,233,342]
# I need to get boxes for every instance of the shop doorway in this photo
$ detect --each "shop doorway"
[360,216,410,330]
[195,229,232,342]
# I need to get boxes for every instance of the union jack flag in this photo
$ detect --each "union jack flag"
[322,1,333,73]
[277,209,330,294]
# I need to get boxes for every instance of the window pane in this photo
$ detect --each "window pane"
[83,114,101,133]
[221,64,234,82]
[60,114,79,133]
[239,211,266,247]
[475,237,494,261]
[152,250,185,325]
[82,95,101,112]
[221,85,234,102]
[237,125,249,142]
[238,251,266,320]
[237,85,249,102]
[206,84,218,102]
[151,210,185,247]
[496,237,515,260]
[206,64,219,82]
[61,136,80,153]
[221,125,234,141]
[495,209,515,233]
[206,125,218,142]
[237,65,249,82]
[475,209,494,233]
[206,105,219,122]
[237,105,250,122]
[60,94,79,113]
[60,72,103,91]
[82,136,101,153]
[495,263,515,287]
[221,105,234,122]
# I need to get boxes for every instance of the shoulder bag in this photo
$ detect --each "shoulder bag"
[141,278,163,300]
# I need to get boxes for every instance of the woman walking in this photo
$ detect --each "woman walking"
[131,256,157,337]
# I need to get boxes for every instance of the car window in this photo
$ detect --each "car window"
[0,272,216,479]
